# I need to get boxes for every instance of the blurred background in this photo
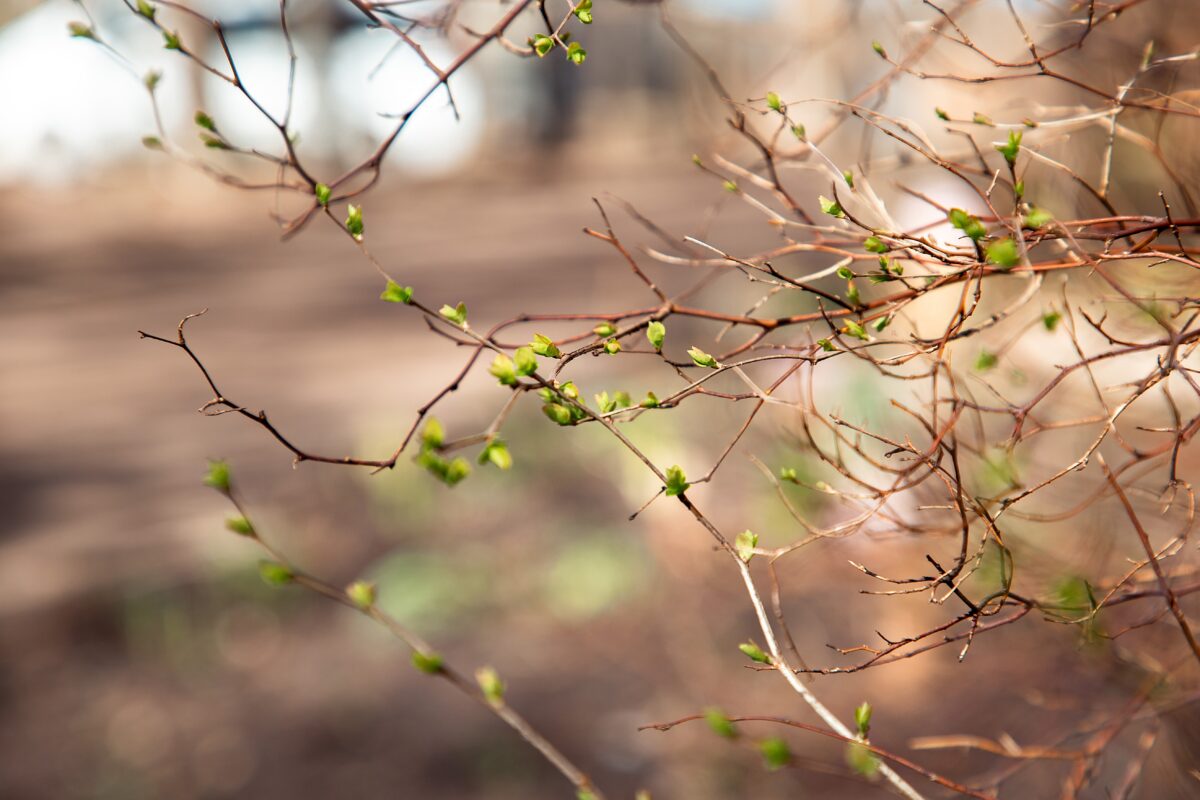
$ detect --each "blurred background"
[2,1,1200,798]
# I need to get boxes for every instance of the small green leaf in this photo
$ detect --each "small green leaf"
[411,650,444,674]
[843,169,855,188]
[199,134,229,150]
[816,338,837,352]
[871,40,887,58]
[225,516,255,537]
[664,465,689,497]
[346,580,376,610]
[421,418,445,449]
[142,135,163,150]
[779,467,799,482]
[143,70,162,92]
[646,321,666,351]
[258,560,293,586]
[687,347,719,369]
[479,440,512,470]
[489,353,518,386]
[603,338,621,355]
[593,321,616,337]
[531,34,555,57]
[735,530,758,563]
[543,403,573,426]
[531,333,561,358]
[972,111,995,126]
[565,41,587,66]
[738,641,770,664]
[439,302,467,327]
[514,346,538,376]
[843,320,869,341]
[1042,310,1062,331]
[163,30,182,50]
[995,129,1022,165]
[345,204,364,240]
[704,707,737,739]
[559,381,580,400]
[194,110,216,131]
[854,702,873,737]
[573,0,593,24]
[476,666,505,704]
[846,278,861,305]
[791,123,806,140]
[595,391,615,413]
[1023,206,1053,229]
[819,195,845,218]
[836,265,854,280]
[641,391,660,408]
[986,237,1021,269]
[136,0,157,20]
[975,350,999,371]
[612,391,632,409]
[723,180,739,193]
[948,208,986,241]
[380,280,413,304]
[872,315,891,332]
[759,737,791,770]
[314,182,331,207]
[935,107,950,121]
[204,460,231,493]
[765,91,782,112]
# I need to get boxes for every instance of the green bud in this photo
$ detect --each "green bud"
[595,391,615,413]
[559,381,580,400]
[514,346,538,376]
[760,737,792,770]
[199,134,228,150]
[476,666,505,704]
[816,338,836,352]
[411,650,444,674]
[854,702,873,737]
[871,40,887,58]
[143,70,162,92]
[346,580,376,610]
[846,280,861,307]
[948,208,986,241]
[791,123,806,140]
[421,418,445,449]
[225,516,254,537]
[687,347,719,369]
[380,280,414,304]
[995,129,1022,165]
[612,390,631,409]
[565,41,587,66]
[478,440,512,470]
[531,34,555,57]
[843,319,868,341]
[646,321,665,351]
[972,111,995,126]
[986,237,1021,269]
[843,169,855,188]
[543,403,573,426]
[439,302,467,327]
[1023,207,1053,229]
[194,110,216,131]
[1042,310,1062,331]
[531,333,561,358]
[935,107,950,121]
[735,530,758,563]
[704,707,737,739]
[836,265,854,280]
[664,465,688,497]
[142,135,163,150]
[863,236,887,253]
[489,353,518,386]
[780,467,799,482]
[573,0,593,24]
[603,338,621,355]
[204,460,231,493]
[872,315,891,332]
[136,0,157,20]
[258,560,293,586]
[765,91,782,112]
[846,741,881,777]
[314,182,331,207]
[163,30,182,50]
[641,391,660,408]
[345,204,364,240]
[819,195,845,218]
[722,180,739,193]
[739,641,771,664]
[593,322,616,337]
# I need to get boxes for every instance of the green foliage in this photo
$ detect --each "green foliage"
[734,530,758,563]
[766,91,782,112]
[67,21,95,39]
[986,238,1021,269]
[225,516,255,537]
[738,641,770,664]
[573,0,593,24]
[411,650,444,674]
[759,737,791,770]
[664,465,689,497]
[258,561,294,586]
[1024,206,1054,229]
[136,0,156,20]
[819,195,845,218]
[704,707,737,738]
[345,204,364,240]
[489,353,518,386]
[204,460,231,493]
[687,347,718,368]
[531,333,561,358]
[478,440,513,470]
[380,280,414,304]
[566,41,587,66]
[975,350,999,371]
[949,208,986,241]
[346,580,376,610]
[996,129,1023,165]
[476,666,505,704]
[863,236,888,253]
[854,702,873,737]
[439,302,467,327]
[1042,309,1062,331]
[845,741,881,777]
[646,321,666,351]
[314,182,332,207]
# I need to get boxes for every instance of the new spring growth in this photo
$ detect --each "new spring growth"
[314,183,331,207]
[593,321,616,337]
[346,580,376,610]
[704,707,737,739]
[204,460,231,494]
[949,208,987,241]
[136,0,156,20]
[986,238,1021,269]
[760,738,792,770]
[411,650,444,674]
[531,34,554,57]
[530,333,561,358]
[603,338,621,355]
[439,302,467,327]
[819,196,845,218]
[380,280,414,304]
[640,391,659,408]
[996,129,1022,166]
[476,666,505,705]
[664,465,689,497]
[489,354,518,386]
[259,561,294,586]
[687,347,718,368]
[345,205,364,241]
[163,30,181,50]
[871,40,887,58]
[735,530,758,563]
[573,0,593,24]
[68,21,95,39]
[225,516,254,537]
[854,701,873,738]
[514,346,537,376]
[1023,206,1053,229]
[566,41,587,66]
[646,321,665,351]
[765,91,783,112]
[738,641,770,664]
[478,440,512,470]
[195,111,217,132]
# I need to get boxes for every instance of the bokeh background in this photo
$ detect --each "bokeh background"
[3,1,1200,798]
